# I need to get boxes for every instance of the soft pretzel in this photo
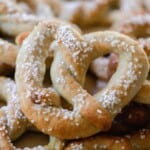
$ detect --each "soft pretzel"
[65,134,132,150]
[0,38,18,68]
[15,20,149,139]
[126,129,150,150]
[0,77,59,150]
[112,13,150,38]
[15,0,54,17]
[65,129,150,150]
[134,80,150,104]
[0,0,53,36]
[0,77,28,141]
[109,0,150,24]
[42,0,110,27]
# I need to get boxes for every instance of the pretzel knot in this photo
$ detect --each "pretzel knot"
[15,20,149,139]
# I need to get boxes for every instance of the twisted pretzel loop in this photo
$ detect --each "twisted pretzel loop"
[58,30,149,117]
[65,129,150,150]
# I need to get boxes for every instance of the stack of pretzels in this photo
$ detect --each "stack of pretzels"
[0,0,150,150]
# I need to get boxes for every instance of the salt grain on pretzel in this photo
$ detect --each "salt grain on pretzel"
[126,129,150,150]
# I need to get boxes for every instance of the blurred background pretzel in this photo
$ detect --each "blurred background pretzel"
[0,77,48,149]
[0,0,53,36]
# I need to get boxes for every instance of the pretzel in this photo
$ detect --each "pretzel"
[120,0,150,13]
[65,134,132,150]
[42,0,110,27]
[65,129,150,150]
[135,80,150,104]
[0,77,63,149]
[0,0,53,36]
[16,0,54,17]
[15,20,149,140]
[112,13,150,38]
[109,0,150,24]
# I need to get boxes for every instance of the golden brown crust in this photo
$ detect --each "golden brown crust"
[65,135,132,150]
[126,129,150,150]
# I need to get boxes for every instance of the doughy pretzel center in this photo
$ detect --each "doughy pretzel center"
[15,20,149,139]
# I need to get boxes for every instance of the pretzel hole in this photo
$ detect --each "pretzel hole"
[0,62,15,77]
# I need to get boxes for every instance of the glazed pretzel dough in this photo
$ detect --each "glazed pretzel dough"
[15,20,149,139]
